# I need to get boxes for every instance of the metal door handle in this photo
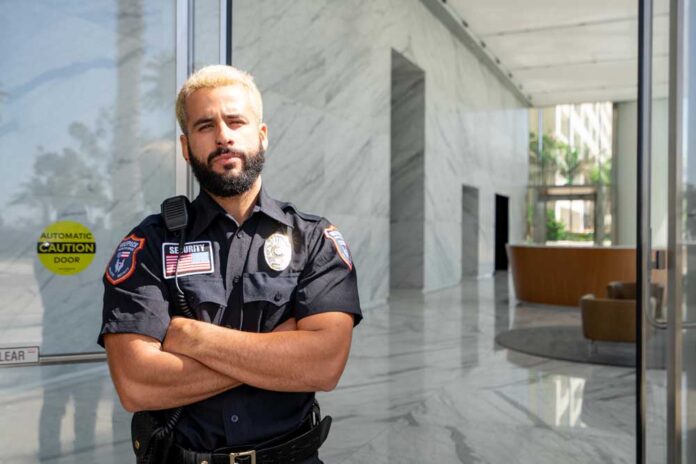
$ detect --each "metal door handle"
[643,299,696,330]
[652,250,667,269]
[644,298,667,329]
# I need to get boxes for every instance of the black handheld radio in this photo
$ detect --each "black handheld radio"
[161,196,195,319]
[130,195,192,464]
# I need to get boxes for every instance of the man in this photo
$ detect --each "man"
[98,65,362,464]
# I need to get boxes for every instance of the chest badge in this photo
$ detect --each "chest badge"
[264,233,292,271]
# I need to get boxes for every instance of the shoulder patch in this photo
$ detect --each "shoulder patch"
[105,234,146,285]
[324,225,353,270]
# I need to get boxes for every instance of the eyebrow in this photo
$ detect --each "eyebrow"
[223,113,248,122]
[192,117,214,129]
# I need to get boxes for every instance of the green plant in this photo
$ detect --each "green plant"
[529,132,562,166]
[565,231,594,242]
[589,157,612,185]
[529,133,564,183]
[546,209,566,241]
[559,145,585,185]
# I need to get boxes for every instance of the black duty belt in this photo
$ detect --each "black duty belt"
[172,416,331,464]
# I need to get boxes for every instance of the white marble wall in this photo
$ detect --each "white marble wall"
[233,0,529,301]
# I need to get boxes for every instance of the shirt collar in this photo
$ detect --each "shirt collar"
[256,186,294,229]
[188,186,293,239]
[188,190,223,239]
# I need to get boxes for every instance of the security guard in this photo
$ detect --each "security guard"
[98,65,362,464]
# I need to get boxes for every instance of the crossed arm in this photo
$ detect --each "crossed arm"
[104,312,354,412]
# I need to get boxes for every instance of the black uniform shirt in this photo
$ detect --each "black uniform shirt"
[98,187,362,451]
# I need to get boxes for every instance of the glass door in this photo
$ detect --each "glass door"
[0,0,228,363]
[640,0,696,462]
[0,1,229,461]
[0,0,179,358]
[674,0,696,460]
[641,0,670,460]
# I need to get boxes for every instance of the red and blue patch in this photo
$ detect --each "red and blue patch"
[324,226,352,270]
[105,234,145,285]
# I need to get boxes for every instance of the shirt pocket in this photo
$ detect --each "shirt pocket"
[177,275,227,323]
[242,272,299,332]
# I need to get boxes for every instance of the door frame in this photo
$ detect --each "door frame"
[637,0,688,462]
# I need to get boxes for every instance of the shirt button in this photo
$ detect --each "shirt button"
[233,276,240,284]
[231,415,239,423]
[274,292,282,302]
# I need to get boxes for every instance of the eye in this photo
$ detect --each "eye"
[198,123,213,131]
[226,118,246,128]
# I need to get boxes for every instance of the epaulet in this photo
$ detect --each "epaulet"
[280,202,322,222]
[139,213,165,230]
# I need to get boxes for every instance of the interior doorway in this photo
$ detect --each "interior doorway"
[389,50,425,289]
[495,194,509,272]
[462,185,479,278]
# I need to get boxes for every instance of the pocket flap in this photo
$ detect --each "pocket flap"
[243,272,298,306]
[178,275,227,307]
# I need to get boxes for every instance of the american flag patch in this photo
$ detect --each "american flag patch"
[161,241,214,279]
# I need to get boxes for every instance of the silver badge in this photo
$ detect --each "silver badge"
[264,233,292,271]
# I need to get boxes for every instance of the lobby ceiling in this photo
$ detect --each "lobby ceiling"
[443,0,669,106]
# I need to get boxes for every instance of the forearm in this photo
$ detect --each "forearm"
[190,329,343,392]
[104,334,241,412]
[165,314,354,392]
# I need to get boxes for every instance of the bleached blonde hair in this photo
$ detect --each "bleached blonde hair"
[175,65,263,134]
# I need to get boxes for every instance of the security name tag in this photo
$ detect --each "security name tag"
[162,241,214,279]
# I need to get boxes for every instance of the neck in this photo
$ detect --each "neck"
[207,177,262,225]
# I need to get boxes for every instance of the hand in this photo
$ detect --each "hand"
[272,317,297,332]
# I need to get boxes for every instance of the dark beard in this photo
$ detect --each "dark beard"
[188,141,265,197]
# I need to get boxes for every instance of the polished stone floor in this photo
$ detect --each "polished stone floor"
[0,273,647,463]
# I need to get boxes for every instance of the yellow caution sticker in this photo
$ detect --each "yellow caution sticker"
[36,221,96,275]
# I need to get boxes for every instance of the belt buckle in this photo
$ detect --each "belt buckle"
[229,450,256,464]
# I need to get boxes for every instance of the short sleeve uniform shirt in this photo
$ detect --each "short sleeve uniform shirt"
[98,188,362,451]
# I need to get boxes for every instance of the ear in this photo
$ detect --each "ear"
[259,123,269,151]
[180,134,190,163]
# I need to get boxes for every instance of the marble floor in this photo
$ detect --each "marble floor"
[0,273,648,463]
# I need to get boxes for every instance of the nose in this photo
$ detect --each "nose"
[215,121,234,147]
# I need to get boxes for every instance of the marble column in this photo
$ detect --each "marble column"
[390,50,425,289]
[461,185,479,278]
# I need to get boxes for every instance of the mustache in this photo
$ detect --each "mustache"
[207,147,247,164]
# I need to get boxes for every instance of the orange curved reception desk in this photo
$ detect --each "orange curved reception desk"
[507,244,665,307]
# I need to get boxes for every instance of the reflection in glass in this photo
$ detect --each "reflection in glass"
[644,0,670,462]
[682,0,696,460]
[0,0,176,461]
[0,0,176,356]
[194,0,222,71]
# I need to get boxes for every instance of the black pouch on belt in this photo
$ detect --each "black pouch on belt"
[131,410,175,464]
